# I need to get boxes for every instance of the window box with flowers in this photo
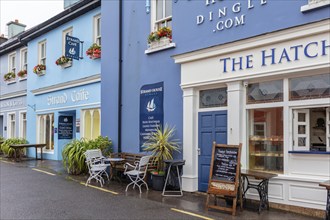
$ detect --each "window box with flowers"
[33,64,46,76]
[86,43,101,59]
[145,27,176,54]
[17,70,27,80]
[3,72,16,84]
[56,56,72,69]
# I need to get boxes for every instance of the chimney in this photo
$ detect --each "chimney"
[0,34,8,45]
[7,19,26,38]
[64,0,81,9]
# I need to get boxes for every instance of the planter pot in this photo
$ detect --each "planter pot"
[151,173,165,191]
[60,61,72,69]
[90,55,101,60]
[148,37,171,50]
[36,70,46,76]
[18,75,27,81]
[5,78,16,84]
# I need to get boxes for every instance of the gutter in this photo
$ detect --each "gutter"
[118,0,123,153]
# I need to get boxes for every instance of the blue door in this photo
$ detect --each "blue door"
[198,111,227,192]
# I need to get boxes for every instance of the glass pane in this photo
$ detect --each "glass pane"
[290,73,330,100]
[97,18,101,36]
[84,111,92,139]
[298,137,306,146]
[298,113,305,122]
[200,88,227,108]
[248,107,283,173]
[156,0,163,20]
[247,80,283,104]
[298,125,306,134]
[165,0,172,17]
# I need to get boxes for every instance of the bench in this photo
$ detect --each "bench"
[110,152,157,173]
[10,144,47,162]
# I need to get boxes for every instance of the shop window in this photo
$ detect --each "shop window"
[248,108,283,173]
[38,40,47,65]
[82,108,101,140]
[289,73,330,101]
[199,88,227,108]
[94,14,101,46]
[62,27,73,54]
[20,112,26,139]
[8,113,16,138]
[8,52,16,73]
[20,48,27,71]
[293,107,330,152]
[37,114,54,151]
[247,80,283,104]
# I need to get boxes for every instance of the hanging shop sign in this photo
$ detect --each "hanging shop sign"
[58,116,73,139]
[65,35,83,60]
[139,82,164,151]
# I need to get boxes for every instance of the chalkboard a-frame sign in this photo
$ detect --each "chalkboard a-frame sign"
[206,142,242,216]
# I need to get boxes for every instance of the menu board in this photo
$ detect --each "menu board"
[58,116,73,139]
[211,147,239,182]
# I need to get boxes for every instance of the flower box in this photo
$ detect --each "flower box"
[36,70,46,76]
[148,37,171,50]
[5,78,16,84]
[60,61,72,69]
[17,70,27,80]
[86,43,101,59]
[33,64,46,76]
[3,72,16,83]
[56,56,72,68]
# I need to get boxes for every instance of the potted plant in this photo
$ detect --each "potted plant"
[33,64,46,76]
[86,43,101,59]
[3,72,16,83]
[147,27,172,49]
[17,70,27,79]
[55,56,72,68]
[143,124,180,190]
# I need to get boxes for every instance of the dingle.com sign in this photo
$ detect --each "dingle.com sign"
[139,82,164,151]
[65,35,81,60]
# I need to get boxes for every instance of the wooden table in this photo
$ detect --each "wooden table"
[319,180,330,220]
[10,144,47,161]
[241,169,277,214]
[108,158,125,182]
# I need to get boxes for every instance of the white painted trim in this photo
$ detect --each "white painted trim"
[18,110,27,139]
[301,0,330,12]
[6,111,16,138]
[145,43,176,54]
[35,102,101,113]
[0,108,26,114]
[31,74,100,95]
[93,13,101,45]
[288,183,326,205]
[38,40,47,65]
[19,47,28,72]
[7,51,16,73]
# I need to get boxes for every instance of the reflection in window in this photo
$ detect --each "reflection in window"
[200,88,227,108]
[247,80,283,104]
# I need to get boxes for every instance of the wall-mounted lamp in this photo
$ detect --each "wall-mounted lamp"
[146,0,150,14]
[28,104,36,111]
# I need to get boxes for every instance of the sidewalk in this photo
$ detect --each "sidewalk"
[1,157,323,220]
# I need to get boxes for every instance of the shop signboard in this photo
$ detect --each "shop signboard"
[65,35,81,60]
[139,82,164,150]
[58,116,73,139]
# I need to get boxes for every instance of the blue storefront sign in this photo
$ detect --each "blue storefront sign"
[58,116,73,139]
[139,82,164,150]
[65,35,81,60]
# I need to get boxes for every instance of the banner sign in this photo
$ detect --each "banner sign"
[139,82,164,151]
[58,116,73,139]
[65,35,80,60]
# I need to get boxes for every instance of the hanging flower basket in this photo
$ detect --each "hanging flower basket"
[3,72,16,83]
[55,56,72,69]
[147,27,172,49]
[17,70,27,79]
[86,43,101,59]
[33,64,46,76]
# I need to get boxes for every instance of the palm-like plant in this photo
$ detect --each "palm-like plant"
[143,124,180,173]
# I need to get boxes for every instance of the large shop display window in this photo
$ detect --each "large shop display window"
[82,108,100,140]
[37,114,54,151]
[248,108,283,173]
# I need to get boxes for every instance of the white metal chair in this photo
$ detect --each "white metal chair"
[84,149,110,187]
[124,155,151,193]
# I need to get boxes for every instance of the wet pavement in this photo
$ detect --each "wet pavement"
[0,157,323,220]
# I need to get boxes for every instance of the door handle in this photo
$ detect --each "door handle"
[197,148,201,156]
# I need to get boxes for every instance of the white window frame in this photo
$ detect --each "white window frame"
[36,113,54,153]
[19,111,27,139]
[93,14,101,46]
[326,108,330,151]
[20,48,28,71]
[301,0,330,12]
[292,109,310,151]
[62,27,73,55]
[38,40,47,65]
[150,0,172,31]
[8,52,16,73]
[81,108,101,140]
[7,112,16,138]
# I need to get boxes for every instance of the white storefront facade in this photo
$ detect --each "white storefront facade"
[174,19,330,210]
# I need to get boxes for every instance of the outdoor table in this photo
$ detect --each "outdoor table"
[108,157,125,182]
[319,180,330,220]
[9,144,47,162]
[162,159,185,197]
[241,169,277,214]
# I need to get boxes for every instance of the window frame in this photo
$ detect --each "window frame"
[20,48,28,71]
[93,14,101,46]
[150,0,172,31]
[81,108,101,140]
[19,111,27,139]
[36,113,54,152]
[62,27,73,55]
[38,40,47,65]
[7,112,16,138]
[8,52,16,73]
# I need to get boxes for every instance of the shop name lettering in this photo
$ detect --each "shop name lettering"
[197,0,267,32]
[220,40,330,73]
[47,89,89,105]
[0,100,23,108]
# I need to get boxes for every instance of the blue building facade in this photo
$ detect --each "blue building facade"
[19,0,102,160]
[101,0,330,210]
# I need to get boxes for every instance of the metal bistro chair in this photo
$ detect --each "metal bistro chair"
[124,155,151,193]
[84,149,110,187]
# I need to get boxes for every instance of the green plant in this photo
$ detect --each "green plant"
[55,56,72,65]
[0,136,4,142]
[0,138,28,158]
[17,70,27,78]
[62,136,113,175]
[143,124,180,174]
[148,27,172,44]
[3,72,16,81]
[33,64,46,74]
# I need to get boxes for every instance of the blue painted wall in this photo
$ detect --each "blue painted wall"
[26,7,101,160]
[101,0,329,154]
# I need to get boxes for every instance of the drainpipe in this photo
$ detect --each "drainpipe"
[118,0,123,153]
